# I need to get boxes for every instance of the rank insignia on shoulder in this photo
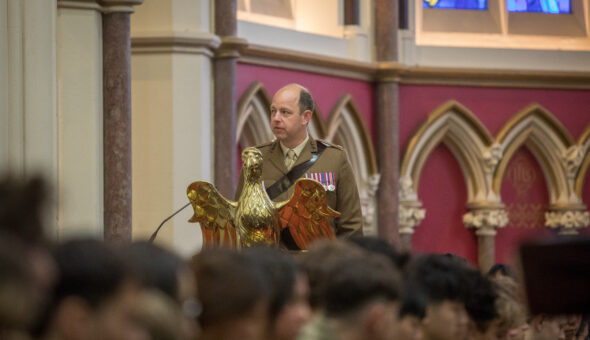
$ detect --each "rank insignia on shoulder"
[304,172,336,191]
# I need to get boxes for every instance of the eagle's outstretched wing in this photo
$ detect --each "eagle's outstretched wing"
[277,179,339,250]
[187,181,238,248]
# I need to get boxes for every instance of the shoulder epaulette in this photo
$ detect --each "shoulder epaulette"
[255,140,275,149]
[316,139,343,150]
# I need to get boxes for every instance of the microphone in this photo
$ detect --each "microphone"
[149,202,191,243]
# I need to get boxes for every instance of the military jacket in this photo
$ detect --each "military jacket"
[235,137,363,239]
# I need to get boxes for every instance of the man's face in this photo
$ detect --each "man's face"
[422,300,466,340]
[563,314,582,340]
[92,281,146,340]
[397,315,424,340]
[270,86,311,148]
[271,274,312,340]
[537,315,567,340]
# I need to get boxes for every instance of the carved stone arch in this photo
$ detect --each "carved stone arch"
[494,104,587,235]
[237,81,274,147]
[400,100,495,205]
[326,94,380,235]
[399,100,506,271]
[308,107,327,140]
[575,124,590,198]
[494,104,576,205]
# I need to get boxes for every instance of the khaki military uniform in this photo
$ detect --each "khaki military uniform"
[236,137,363,239]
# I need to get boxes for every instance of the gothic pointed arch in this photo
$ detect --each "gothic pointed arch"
[400,100,496,205]
[237,81,274,147]
[308,106,327,140]
[575,124,590,197]
[493,103,576,206]
[326,94,379,234]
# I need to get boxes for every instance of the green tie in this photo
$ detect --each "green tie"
[285,149,296,169]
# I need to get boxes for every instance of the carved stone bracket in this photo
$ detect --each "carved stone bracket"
[399,202,426,235]
[463,208,509,235]
[482,143,503,174]
[545,209,590,235]
[360,174,381,233]
[562,145,584,179]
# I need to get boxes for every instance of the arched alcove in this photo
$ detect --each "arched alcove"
[401,100,495,205]
[494,103,576,206]
[237,81,274,147]
[326,94,379,234]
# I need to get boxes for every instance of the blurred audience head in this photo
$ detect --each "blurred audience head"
[242,247,311,340]
[33,238,143,340]
[298,239,364,310]
[320,251,402,340]
[122,241,199,340]
[406,254,471,340]
[194,247,270,340]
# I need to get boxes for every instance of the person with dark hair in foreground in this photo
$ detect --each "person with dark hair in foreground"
[242,247,311,340]
[193,248,270,340]
[298,251,402,340]
[32,239,143,340]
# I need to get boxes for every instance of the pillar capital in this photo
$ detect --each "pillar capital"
[463,207,509,232]
[545,206,589,235]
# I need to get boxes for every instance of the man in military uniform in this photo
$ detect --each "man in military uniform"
[235,83,362,246]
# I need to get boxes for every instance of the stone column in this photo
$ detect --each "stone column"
[463,207,508,273]
[545,207,590,235]
[213,0,246,198]
[375,0,400,244]
[102,0,142,243]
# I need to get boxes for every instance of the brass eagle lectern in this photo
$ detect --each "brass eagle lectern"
[187,147,339,249]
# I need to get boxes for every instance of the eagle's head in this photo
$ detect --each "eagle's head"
[242,147,263,182]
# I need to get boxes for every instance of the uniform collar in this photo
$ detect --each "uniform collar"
[279,135,309,159]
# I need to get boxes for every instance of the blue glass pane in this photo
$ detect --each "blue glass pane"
[423,0,487,10]
[506,0,570,13]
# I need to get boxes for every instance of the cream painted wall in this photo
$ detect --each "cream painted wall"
[0,0,58,235]
[57,6,104,238]
[131,0,213,257]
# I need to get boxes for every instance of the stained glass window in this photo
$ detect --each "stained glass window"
[506,0,570,13]
[423,0,487,10]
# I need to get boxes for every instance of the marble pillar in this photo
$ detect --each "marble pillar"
[213,0,240,199]
[102,1,142,243]
[375,0,400,244]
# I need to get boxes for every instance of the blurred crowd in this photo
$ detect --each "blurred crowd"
[1,176,588,340]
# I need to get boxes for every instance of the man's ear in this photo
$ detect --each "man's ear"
[365,303,390,337]
[302,109,312,125]
[55,296,94,340]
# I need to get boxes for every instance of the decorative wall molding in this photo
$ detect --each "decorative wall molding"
[131,32,221,56]
[58,0,142,13]
[545,209,590,234]
[238,44,590,89]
